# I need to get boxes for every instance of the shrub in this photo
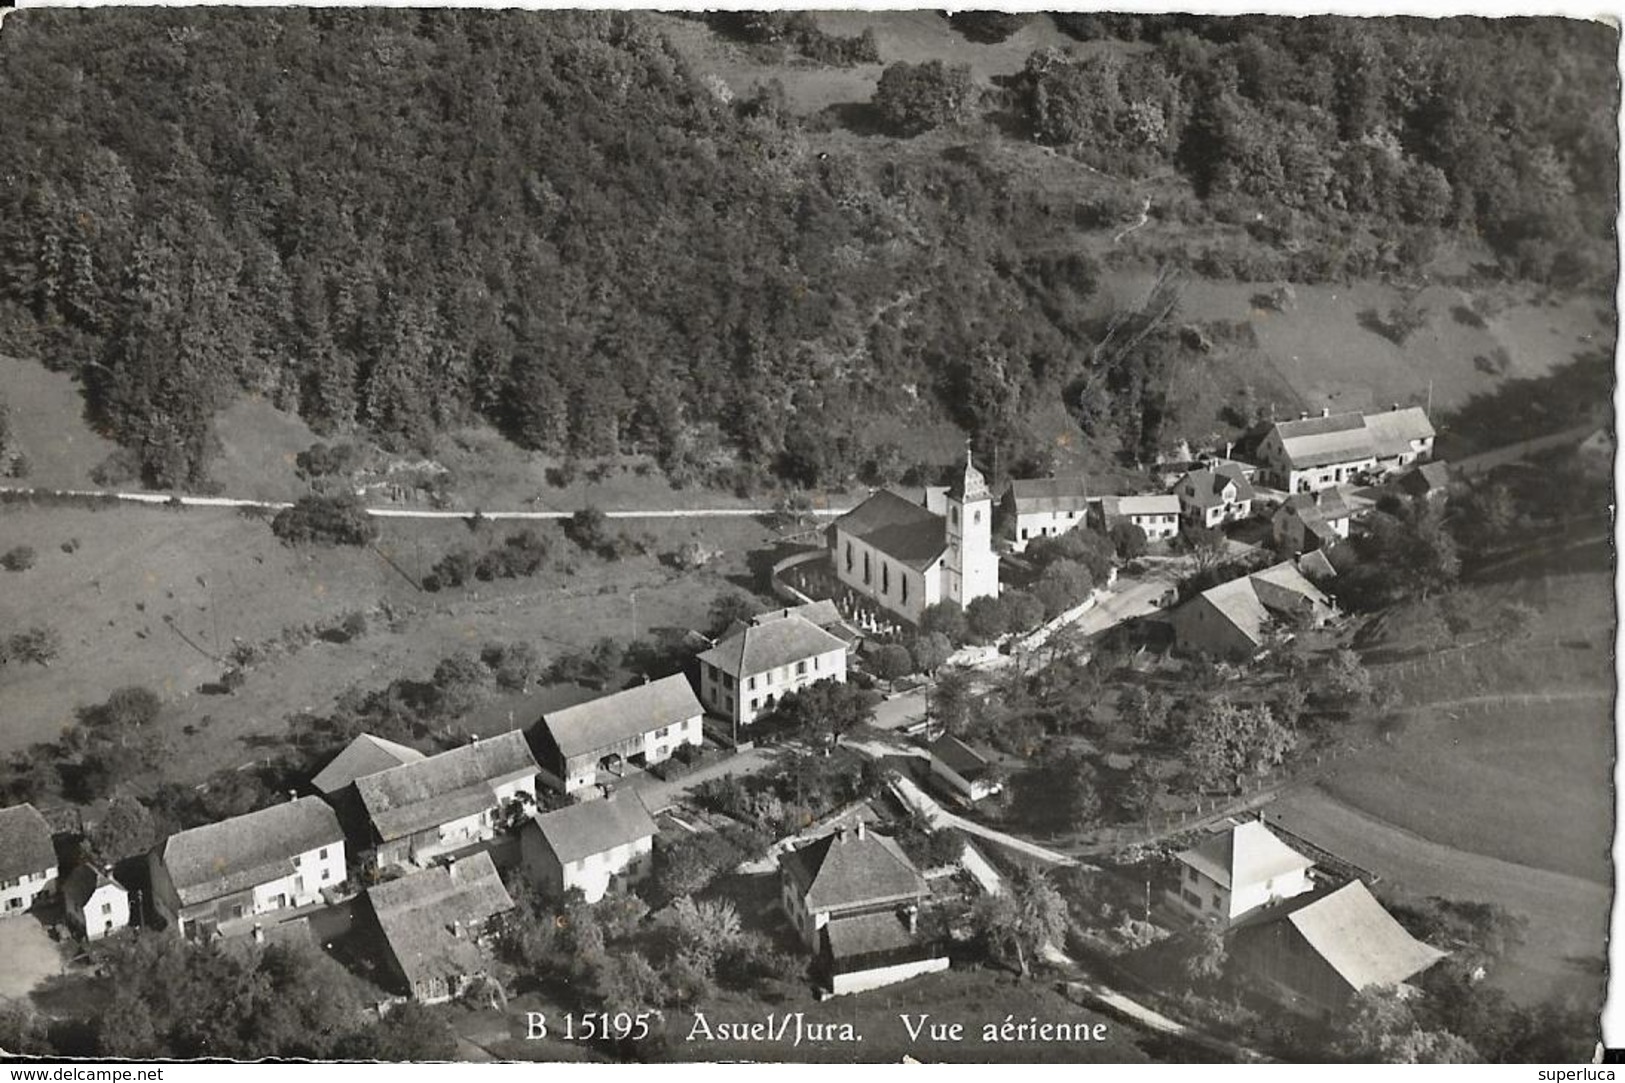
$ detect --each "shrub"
[868,642,915,681]
[1,545,36,571]
[873,60,977,136]
[270,494,379,547]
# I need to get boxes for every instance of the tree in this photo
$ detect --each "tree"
[89,685,162,733]
[759,679,879,743]
[972,867,1068,977]
[431,650,491,716]
[89,793,158,863]
[481,641,543,692]
[1182,523,1227,572]
[565,506,612,555]
[1323,648,1374,706]
[909,631,954,675]
[5,626,61,667]
[1,545,36,571]
[1000,588,1046,632]
[1108,520,1148,560]
[964,594,1011,642]
[334,1001,459,1062]
[919,601,970,644]
[928,666,974,735]
[1033,559,1094,619]
[670,896,743,973]
[707,591,757,636]
[1180,923,1228,986]
[873,60,977,135]
[868,642,914,681]
[270,494,379,547]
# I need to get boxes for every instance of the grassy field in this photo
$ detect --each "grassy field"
[0,501,778,782]
[0,353,120,488]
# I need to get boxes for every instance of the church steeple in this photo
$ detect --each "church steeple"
[947,440,989,503]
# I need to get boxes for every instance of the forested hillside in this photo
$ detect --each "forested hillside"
[0,10,1613,491]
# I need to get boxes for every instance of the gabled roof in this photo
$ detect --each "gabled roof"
[824,910,919,960]
[1272,412,1377,469]
[1276,879,1445,991]
[1249,561,1332,612]
[697,613,848,679]
[1178,820,1314,891]
[1296,549,1338,582]
[752,599,844,630]
[1179,463,1255,508]
[159,798,343,907]
[369,851,514,992]
[1363,407,1435,457]
[1278,489,1351,523]
[778,828,926,914]
[356,731,539,843]
[526,791,657,866]
[1007,476,1090,514]
[1179,561,1332,650]
[830,489,947,571]
[1188,576,1274,649]
[63,864,124,909]
[1102,494,1181,518]
[311,734,426,795]
[928,734,993,781]
[0,804,55,882]
[1402,461,1451,494]
[539,675,702,761]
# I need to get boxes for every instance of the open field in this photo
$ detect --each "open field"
[0,501,778,783]
[1264,787,1608,1010]
[0,354,119,489]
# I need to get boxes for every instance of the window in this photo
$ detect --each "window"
[749,698,758,710]
[5,898,20,911]
[319,847,329,860]
[1020,528,1029,540]
[881,563,890,595]
[951,507,959,526]
[900,577,908,604]
[863,552,870,584]
[1212,895,1223,910]
[1186,867,1199,883]
[101,902,113,916]
[845,541,853,572]
[796,660,807,676]
[973,509,981,524]
[322,868,331,882]
[292,855,302,868]
[747,675,757,691]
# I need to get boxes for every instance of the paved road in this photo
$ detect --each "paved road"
[889,774,1081,868]
[0,484,855,521]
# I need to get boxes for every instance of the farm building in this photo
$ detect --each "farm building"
[827,449,1000,624]
[1230,879,1446,1019]
[355,731,539,871]
[149,797,344,940]
[364,851,514,1004]
[1001,476,1090,552]
[1091,494,1182,542]
[519,790,657,903]
[0,804,57,918]
[1271,489,1353,554]
[1167,820,1316,928]
[697,612,848,731]
[926,734,1003,803]
[1258,407,1434,493]
[531,674,703,796]
[63,864,130,940]
[311,732,427,838]
[1169,561,1335,659]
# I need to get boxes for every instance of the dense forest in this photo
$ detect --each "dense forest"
[0,10,1614,489]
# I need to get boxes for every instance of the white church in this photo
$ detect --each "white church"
[826,446,1000,626]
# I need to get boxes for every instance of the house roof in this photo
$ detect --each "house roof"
[928,734,993,781]
[697,613,848,679]
[1363,407,1435,458]
[830,489,947,571]
[1272,412,1377,469]
[824,910,919,960]
[1278,879,1446,991]
[539,675,702,761]
[1278,489,1352,524]
[311,733,427,795]
[1188,576,1274,649]
[1007,476,1090,514]
[1250,561,1332,611]
[779,828,926,914]
[1179,463,1255,508]
[368,851,514,992]
[1179,820,1314,891]
[0,804,55,882]
[1102,494,1181,518]
[1179,561,1332,650]
[356,731,539,843]
[752,599,844,630]
[159,797,343,907]
[1403,461,1451,493]
[1296,549,1338,582]
[526,791,657,866]
[62,864,124,909]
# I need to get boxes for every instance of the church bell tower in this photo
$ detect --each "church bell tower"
[943,441,999,608]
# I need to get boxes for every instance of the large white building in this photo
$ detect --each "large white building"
[1169,820,1315,928]
[696,612,848,729]
[827,448,999,624]
[0,804,57,919]
[1001,476,1090,552]
[1257,406,1434,493]
[532,675,704,796]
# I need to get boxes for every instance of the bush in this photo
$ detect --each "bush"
[868,642,915,681]
[270,494,379,547]
[873,60,977,136]
[1,545,36,571]
[919,601,970,645]
[965,595,1010,642]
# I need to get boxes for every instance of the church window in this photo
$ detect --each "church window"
[863,552,870,584]
[973,510,981,524]
[881,563,890,594]
[901,577,908,604]
[951,507,959,526]
[845,541,853,572]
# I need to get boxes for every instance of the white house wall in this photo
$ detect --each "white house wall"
[0,866,57,918]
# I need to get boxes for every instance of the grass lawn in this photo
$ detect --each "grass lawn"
[0,353,120,489]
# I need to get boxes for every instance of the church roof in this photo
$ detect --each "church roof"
[946,448,990,503]
[831,489,947,572]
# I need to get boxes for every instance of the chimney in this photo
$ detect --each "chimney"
[1321,407,1330,418]
[905,905,918,934]
[470,733,480,745]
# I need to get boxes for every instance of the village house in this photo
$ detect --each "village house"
[1001,476,1090,552]
[355,730,540,871]
[63,864,130,940]
[0,803,57,918]
[1091,494,1182,542]
[1272,488,1353,554]
[778,822,948,996]
[1257,406,1434,493]
[827,448,1000,625]
[148,797,345,940]
[519,790,657,903]
[1400,461,1452,502]
[750,599,863,647]
[696,612,848,731]
[926,734,1003,804]
[1174,463,1255,528]
[1168,561,1335,660]
[531,674,704,796]
[1167,820,1316,928]
[364,851,514,1004]
[311,732,427,837]
[1230,878,1446,1019]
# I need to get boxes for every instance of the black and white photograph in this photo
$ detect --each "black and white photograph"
[0,1,1615,1067]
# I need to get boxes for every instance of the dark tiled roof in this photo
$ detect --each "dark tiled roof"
[311,734,426,795]
[62,864,122,910]
[1273,412,1377,469]
[779,828,926,913]
[526,791,657,866]
[539,675,702,761]
[368,851,514,992]
[824,910,918,960]
[697,613,848,678]
[928,735,992,781]
[159,798,343,907]
[1007,476,1090,514]
[1179,463,1255,508]
[831,489,947,571]
[356,731,539,843]
[1364,407,1435,457]
[0,804,55,882]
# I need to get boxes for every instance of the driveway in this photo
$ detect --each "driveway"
[0,915,66,1001]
